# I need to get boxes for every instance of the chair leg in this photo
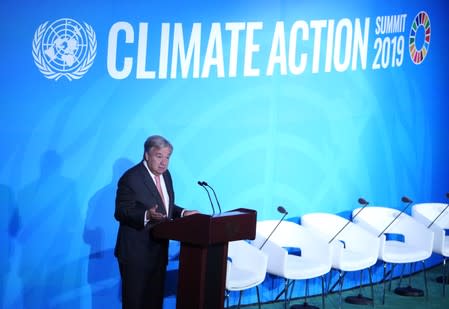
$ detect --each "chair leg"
[227,286,262,309]
[256,285,261,309]
[408,263,414,287]
[237,290,243,309]
[328,269,346,294]
[443,257,447,296]
[338,270,344,309]
[382,262,390,305]
[369,267,374,307]
[397,263,406,287]
[304,279,309,305]
[326,269,333,294]
[388,264,396,291]
[358,269,363,295]
[275,279,294,301]
[289,280,296,303]
[321,275,326,309]
[422,260,428,300]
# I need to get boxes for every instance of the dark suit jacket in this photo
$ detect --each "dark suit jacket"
[114,161,183,268]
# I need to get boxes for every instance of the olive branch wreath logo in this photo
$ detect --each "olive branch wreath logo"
[32,19,97,81]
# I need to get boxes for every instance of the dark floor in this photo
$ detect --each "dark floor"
[232,264,449,309]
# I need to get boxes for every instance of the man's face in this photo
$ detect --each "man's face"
[145,146,171,176]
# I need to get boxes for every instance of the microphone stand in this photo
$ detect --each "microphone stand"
[259,206,288,250]
[203,181,222,214]
[427,193,449,288]
[375,196,423,297]
[377,197,413,238]
[327,198,373,306]
[329,198,369,244]
[197,181,215,215]
[427,203,449,229]
[261,206,310,309]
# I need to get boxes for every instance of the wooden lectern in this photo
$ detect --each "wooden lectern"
[152,208,257,309]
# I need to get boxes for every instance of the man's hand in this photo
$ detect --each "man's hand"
[183,210,200,217]
[146,205,167,222]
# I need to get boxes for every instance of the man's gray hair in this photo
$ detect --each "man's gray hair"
[143,135,173,159]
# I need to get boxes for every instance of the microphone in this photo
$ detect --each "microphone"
[328,197,369,244]
[427,192,449,228]
[377,196,413,237]
[197,181,215,215]
[202,181,222,214]
[401,196,412,203]
[277,206,287,215]
[358,198,369,205]
[259,206,289,250]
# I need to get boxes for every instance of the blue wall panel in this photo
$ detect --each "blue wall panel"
[1,0,448,307]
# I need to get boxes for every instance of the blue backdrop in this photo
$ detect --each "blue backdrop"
[1,0,448,308]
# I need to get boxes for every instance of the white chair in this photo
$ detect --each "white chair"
[352,206,434,304]
[412,202,449,295]
[225,240,268,309]
[301,212,380,307]
[252,220,332,308]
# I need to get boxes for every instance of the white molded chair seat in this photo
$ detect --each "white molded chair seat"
[227,266,262,290]
[337,248,375,271]
[412,203,449,257]
[352,206,433,263]
[301,212,379,271]
[226,240,268,308]
[301,212,379,306]
[383,241,430,263]
[352,206,434,304]
[283,254,331,279]
[412,202,449,295]
[252,220,332,307]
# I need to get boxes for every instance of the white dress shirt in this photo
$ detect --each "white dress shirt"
[143,160,170,224]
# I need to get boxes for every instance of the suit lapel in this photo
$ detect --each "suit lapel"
[162,171,173,217]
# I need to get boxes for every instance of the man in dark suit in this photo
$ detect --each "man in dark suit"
[114,135,198,309]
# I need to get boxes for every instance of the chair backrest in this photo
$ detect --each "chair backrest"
[412,203,449,256]
[301,212,380,268]
[352,206,426,235]
[256,220,304,248]
[352,206,434,259]
[227,240,267,268]
[301,212,379,248]
[301,212,359,242]
[255,220,331,261]
[412,203,449,229]
[254,220,331,278]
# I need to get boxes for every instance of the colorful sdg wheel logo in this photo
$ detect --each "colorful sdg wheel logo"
[409,11,431,65]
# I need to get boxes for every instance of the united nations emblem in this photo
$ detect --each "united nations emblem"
[32,18,97,81]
